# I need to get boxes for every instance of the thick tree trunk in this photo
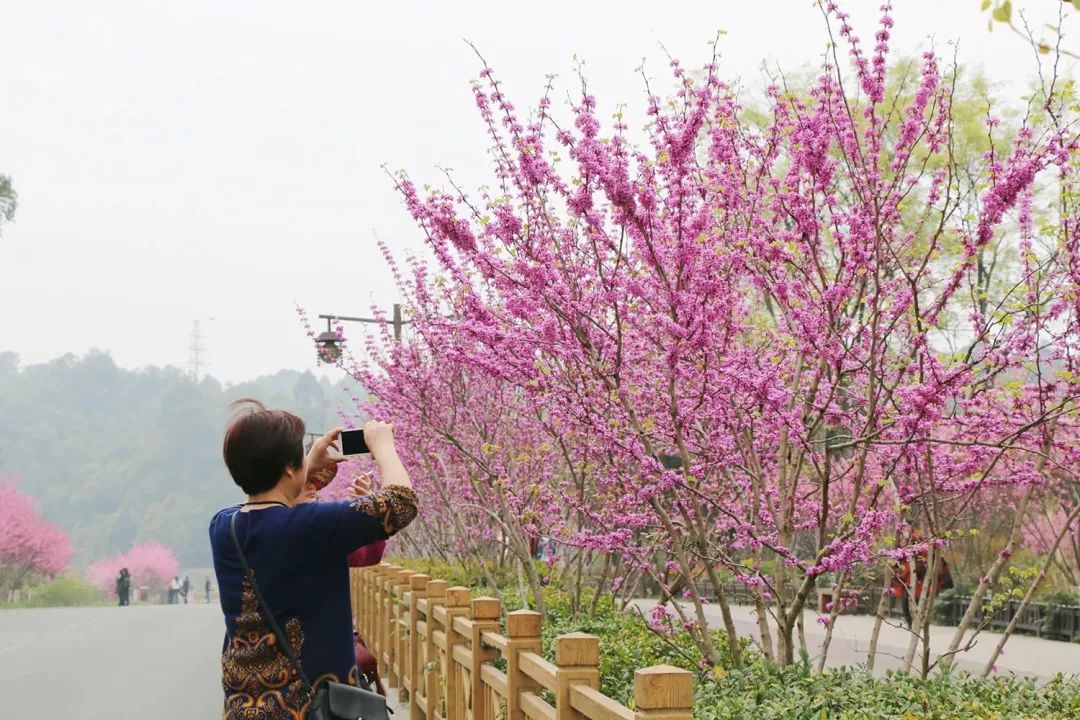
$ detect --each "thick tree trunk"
[866,573,894,671]
[517,558,530,609]
[570,545,585,620]
[754,587,776,663]
[590,554,612,618]
[918,550,943,678]
[703,563,744,668]
[797,606,808,661]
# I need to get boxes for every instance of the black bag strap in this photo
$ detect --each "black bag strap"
[229,511,315,698]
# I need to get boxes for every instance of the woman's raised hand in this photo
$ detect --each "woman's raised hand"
[362,420,411,490]
[307,428,345,489]
[362,421,396,457]
[348,472,374,498]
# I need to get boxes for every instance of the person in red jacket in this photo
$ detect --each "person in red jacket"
[299,470,387,695]
[891,537,953,629]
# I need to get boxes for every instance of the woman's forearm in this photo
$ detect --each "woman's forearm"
[374,446,411,489]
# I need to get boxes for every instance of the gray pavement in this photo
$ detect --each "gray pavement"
[0,602,406,718]
[0,603,225,718]
[632,600,1080,680]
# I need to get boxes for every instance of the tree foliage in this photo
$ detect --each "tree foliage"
[0,478,72,595]
[87,541,179,599]
[0,350,356,567]
[344,3,1080,672]
[0,173,14,228]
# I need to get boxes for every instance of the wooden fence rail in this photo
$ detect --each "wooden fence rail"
[351,563,694,720]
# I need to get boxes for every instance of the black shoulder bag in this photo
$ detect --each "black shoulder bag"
[229,512,390,720]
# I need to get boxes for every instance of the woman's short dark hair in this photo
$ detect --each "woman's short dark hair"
[223,399,305,495]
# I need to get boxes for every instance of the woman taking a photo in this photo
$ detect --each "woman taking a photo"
[209,400,417,718]
[297,470,388,695]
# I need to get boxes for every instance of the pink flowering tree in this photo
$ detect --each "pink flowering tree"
[86,555,126,599]
[88,541,179,601]
[327,3,1080,672]
[0,479,72,596]
[326,263,570,616]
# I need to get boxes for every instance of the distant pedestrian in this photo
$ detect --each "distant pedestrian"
[204,576,212,604]
[168,576,181,604]
[116,568,131,607]
[181,575,191,604]
[891,539,953,629]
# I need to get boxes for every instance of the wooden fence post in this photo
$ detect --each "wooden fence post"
[424,580,449,719]
[469,597,502,720]
[350,568,359,635]
[505,610,543,720]
[376,564,397,676]
[362,569,371,643]
[443,587,471,720]
[633,666,693,720]
[554,633,600,720]
[369,566,381,665]
[367,566,379,643]
[361,566,374,642]
[390,569,414,689]
[359,567,372,639]
[407,574,430,712]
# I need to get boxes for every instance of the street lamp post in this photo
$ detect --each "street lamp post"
[315,303,406,363]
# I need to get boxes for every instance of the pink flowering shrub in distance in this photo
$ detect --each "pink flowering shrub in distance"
[0,479,72,594]
[88,541,179,600]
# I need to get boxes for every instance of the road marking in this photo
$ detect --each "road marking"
[0,641,30,655]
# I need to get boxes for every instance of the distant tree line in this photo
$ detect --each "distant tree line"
[0,350,359,568]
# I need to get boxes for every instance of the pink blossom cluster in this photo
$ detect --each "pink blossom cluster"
[0,479,72,591]
[87,541,179,599]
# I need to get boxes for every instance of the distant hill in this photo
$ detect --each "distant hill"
[0,350,364,568]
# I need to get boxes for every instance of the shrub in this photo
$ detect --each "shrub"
[536,588,744,704]
[1040,588,1080,606]
[25,574,103,608]
[395,558,741,703]
[933,587,961,626]
[389,557,1080,718]
[693,664,1080,720]
[386,556,517,594]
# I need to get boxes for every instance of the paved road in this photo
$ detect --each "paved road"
[0,603,224,718]
[632,599,1080,680]
[0,603,407,719]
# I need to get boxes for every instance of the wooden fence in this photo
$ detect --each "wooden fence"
[352,563,695,720]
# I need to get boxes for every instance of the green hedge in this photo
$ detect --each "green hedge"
[392,557,718,702]
[696,663,1080,720]
[2,574,105,608]
[389,559,1080,718]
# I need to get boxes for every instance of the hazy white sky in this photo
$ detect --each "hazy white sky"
[1,0,1074,383]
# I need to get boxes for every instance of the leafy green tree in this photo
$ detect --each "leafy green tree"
[0,352,356,567]
[983,0,1080,58]
[0,174,15,232]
